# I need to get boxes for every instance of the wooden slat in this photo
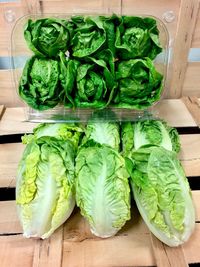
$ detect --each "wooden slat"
[0,235,36,267]
[191,3,200,47]
[151,234,188,267]
[0,100,196,136]
[0,195,199,267]
[182,96,200,127]
[0,135,200,188]
[154,99,196,127]
[32,227,63,267]
[0,143,24,187]
[1,196,199,234]
[0,107,37,135]
[0,229,63,267]
[62,209,200,267]
[169,0,199,98]
[182,63,200,97]
[0,2,26,57]
[0,201,22,234]
[0,70,23,107]
[180,134,200,177]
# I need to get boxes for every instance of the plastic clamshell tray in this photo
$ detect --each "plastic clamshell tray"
[11,13,170,122]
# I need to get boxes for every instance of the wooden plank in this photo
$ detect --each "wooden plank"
[180,134,200,177]
[154,99,196,127]
[0,235,36,267]
[0,201,22,234]
[182,96,200,127]
[191,4,200,47]
[32,226,63,267]
[182,63,200,97]
[151,234,188,267]
[0,107,37,135]
[0,2,26,57]
[169,0,199,98]
[41,0,109,14]
[183,224,200,264]
[0,143,24,187]
[0,70,23,107]
[0,136,200,188]
[62,208,200,267]
[0,228,63,267]
[0,100,196,136]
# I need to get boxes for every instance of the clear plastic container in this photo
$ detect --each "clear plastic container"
[11,13,169,122]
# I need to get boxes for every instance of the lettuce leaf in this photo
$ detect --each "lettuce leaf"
[126,147,195,247]
[76,142,130,238]
[16,137,76,239]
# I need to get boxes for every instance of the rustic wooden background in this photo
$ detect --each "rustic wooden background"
[0,0,200,108]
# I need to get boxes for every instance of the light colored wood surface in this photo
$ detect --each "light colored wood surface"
[183,63,200,97]
[151,234,188,267]
[182,96,200,127]
[169,0,199,98]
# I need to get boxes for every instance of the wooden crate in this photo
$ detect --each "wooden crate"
[0,0,200,266]
[0,99,200,267]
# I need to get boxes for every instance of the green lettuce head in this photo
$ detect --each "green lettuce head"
[126,146,195,247]
[115,16,162,60]
[24,18,73,57]
[122,119,180,155]
[76,142,131,238]
[19,56,61,110]
[114,58,163,109]
[71,16,106,58]
[16,137,76,239]
[59,50,116,108]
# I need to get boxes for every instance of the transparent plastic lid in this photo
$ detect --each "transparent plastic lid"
[11,13,169,122]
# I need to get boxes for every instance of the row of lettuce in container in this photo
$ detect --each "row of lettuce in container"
[16,117,195,247]
[18,15,164,111]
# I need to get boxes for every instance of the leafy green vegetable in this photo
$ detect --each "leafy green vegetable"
[24,18,73,57]
[18,56,60,110]
[115,16,162,60]
[71,16,106,57]
[22,123,84,148]
[76,142,130,238]
[16,137,76,239]
[122,119,180,155]
[59,50,116,108]
[126,146,195,247]
[114,58,163,109]
[82,120,120,150]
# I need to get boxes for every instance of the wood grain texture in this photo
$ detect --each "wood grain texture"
[182,63,200,97]
[169,0,199,98]
[0,70,23,107]
[191,3,200,47]
[0,2,26,57]
[0,235,36,267]
[182,96,200,127]
[32,227,63,267]
[151,234,188,267]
